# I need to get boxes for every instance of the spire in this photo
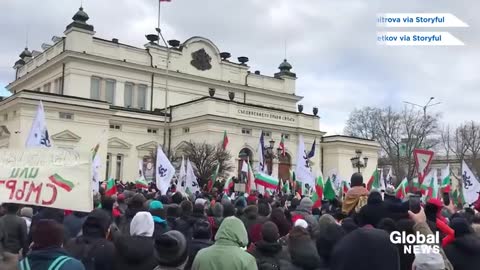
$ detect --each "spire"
[274,59,296,78]
[65,6,94,32]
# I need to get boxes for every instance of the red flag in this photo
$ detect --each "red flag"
[207,179,213,192]
[222,130,229,150]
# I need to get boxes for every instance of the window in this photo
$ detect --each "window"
[124,83,134,108]
[105,153,111,179]
[59,112,74,120]
[109,124,121,130]
[183,127,190,134]
[263,131,271,137]
[147,128,158,134]
[116,154,123,180]
[90,77,101,100]
[137,85,147,110]
[54,77,63,94]
[282,133,290,140]
[43,82,51,93]
[242,128,252,135]
[105,79,116,104]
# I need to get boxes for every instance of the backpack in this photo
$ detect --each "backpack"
[19,256,71,270]
[77,238,102,270]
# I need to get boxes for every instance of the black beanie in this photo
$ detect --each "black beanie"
[155,230,188,267]
[262,221,279,243]
[350,173,363,187]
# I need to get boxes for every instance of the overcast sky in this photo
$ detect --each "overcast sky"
[1,0,478,134]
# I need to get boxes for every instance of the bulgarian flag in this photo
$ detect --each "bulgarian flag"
[395,178,408,199]
[48,174,75,192]
[223,176,234,193]
[441,165,451,193]
[420,169,435,195]
[425,176,439,201]
[105,178,117,196]
[412,177,420,192]
[339,180,350,200]
[282,180,291,194]
[323,176,336,200]
[207,164,220,192]
[254,172,279,189]
[452,189,465,207]
[279,134,286,156]
[136,178,148,189]
[312,175,324,208]
[367,169,381,191]
[246,162,256,194]
[222,130,229,150]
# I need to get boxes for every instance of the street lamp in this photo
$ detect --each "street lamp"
[351,150,368,173]
[264,138,281,175]
[403,97,441,118]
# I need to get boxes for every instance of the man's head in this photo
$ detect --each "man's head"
[350,173,364,187]
[32,219,64,250]
[262,221,279,243]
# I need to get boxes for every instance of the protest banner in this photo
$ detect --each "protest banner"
[0,148,92,212]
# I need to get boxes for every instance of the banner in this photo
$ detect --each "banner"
[0,149,92,212]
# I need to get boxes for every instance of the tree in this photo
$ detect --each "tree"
[177,141,234,188]
[345,106,441,182]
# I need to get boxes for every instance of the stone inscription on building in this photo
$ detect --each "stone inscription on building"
[237,108,296,123]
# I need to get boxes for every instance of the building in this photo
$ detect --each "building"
[1,7,380,185]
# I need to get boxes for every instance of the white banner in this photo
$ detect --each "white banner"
[377,13,469,28]
[377,32,464,46]
[0,149,92,212]
[461,161,480,205]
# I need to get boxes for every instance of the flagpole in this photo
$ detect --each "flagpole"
[157,0,161,45]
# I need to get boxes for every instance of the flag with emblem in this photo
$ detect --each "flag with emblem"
[186,158,199,195]
[26,101,52,148]
[156,146,175,195]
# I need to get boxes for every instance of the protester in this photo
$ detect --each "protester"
[20,207,33,234]
[288,226,326,269]
[269,207,291,237]
[18,219,85,270]
[0,203,28,255]
[342,173,369,215]
[192,216,257,270]
[291,197,319,232]
[249,221,291,269]
[207,202,224,239]
[116,193,146,235]
[356,190,390,227]
[149,200,169,240]
[444,217,480,270]
[63,210,88,240]
[154,230,189,270]
[315,221,345,265]
[184,220,213,270]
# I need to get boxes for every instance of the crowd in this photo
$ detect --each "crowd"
[1,172,480,270]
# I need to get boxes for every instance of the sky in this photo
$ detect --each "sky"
[0,0,478,135]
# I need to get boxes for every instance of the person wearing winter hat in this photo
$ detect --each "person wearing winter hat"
[150,200,169,240]
[0,203,28,255]
[192,216,257,270]
[65,209,115,270]
[18,219,85,270]
[113,212,157,270]
[116,193,147,235]
[208,202,224,240]
[342,173,369,215]
[444,216,480,270]
[288,226,326,269]
[20,207,33,234]
[412,247,445,270]
[184,221,213,270]
[154,230,188,270]
[291,197,319,232]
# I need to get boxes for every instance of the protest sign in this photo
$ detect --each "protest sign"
[0,148,92,212]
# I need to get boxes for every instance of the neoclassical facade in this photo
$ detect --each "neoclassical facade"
[1,7,380,183]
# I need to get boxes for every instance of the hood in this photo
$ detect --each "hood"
[367,191,383,204]
[289,238,323,269]
[115,235,155,263]
[451,235,480,255]
[318,214,337,234]
[214,216,249,247]
[256,240,282,256]
[212,202,224,218]
[130,211,154,237]
[244,205,258,220]
[297,197,314,213]
[28,247,69,261]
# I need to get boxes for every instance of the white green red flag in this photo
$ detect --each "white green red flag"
[254,173,279,189]
[105,178,117,196]
[412,177,420,192]
[395,178,408,199]
[323,176,336,201]
[280,134,286,156]
[91,143,101,192]
[222,130,229,150]
[441,165,451,193]
[425,173,439,201]
[367,169,381,191]
[312,174,324,208]
[339,180,350,200]
[413,149,434,185]
[246,162,256,194]
[223,176,234,193]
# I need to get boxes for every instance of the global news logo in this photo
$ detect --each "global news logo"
[390,231,441,254]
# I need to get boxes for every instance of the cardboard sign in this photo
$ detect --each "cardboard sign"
[0,149,92,212]
[234,183,246,192]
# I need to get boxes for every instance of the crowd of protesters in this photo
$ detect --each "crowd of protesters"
[0,172,480,270]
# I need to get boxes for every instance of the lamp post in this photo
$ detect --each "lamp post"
[351,150,368,173]
[263,138,282,175]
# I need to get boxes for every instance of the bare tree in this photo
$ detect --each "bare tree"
[345,106,440,182]
[178,141,234,187]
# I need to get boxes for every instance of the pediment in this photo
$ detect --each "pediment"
[136,141,158,151]
[51,130,81,142]
[108,137,132,149]
[0,126,10,140]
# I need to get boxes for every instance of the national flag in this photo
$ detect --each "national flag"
[246,162,256,194]
[307,138,316,159]
[425,173,439,201]
[395,178,408,199]
[254,173,279,189]
[461,160,480,205]
[222,130,229,150]
[48,173,74,192]
[91,143,101,192]
[156,146,175,195]
[136,178,148,189]
[323,177,336,201]
[223,176,234,193]
[295,135,315,187]
[412,177,420,192]
[105,178,117,196]
[26,101,52,148]
[420,170,435,195]
[312,174,324,208]
[279,134,286,156]
[441,165,451,193]
[339,180,350,200]
[413,149,434,185]
[186,159,199,195]
[452,189,464,207]
[367,169,381,191]
[177,156,186,193]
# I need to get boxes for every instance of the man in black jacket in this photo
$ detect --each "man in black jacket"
[0,203,28,255]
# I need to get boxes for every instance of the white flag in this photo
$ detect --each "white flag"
[156,146,175,195]
[91,149,101,192]
[186,159,199,194]
[26,101,52,148]
[295,135,315,187]
[138,160,146,180]
[241,160,249,173]
[461,160,480,205]
[178,156,186,193]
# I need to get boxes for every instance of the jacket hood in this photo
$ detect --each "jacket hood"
[27,247,69,261]
[83,209,111,238]
[115,235,155,263]
[297,197,314,213]
[130,211,154,237]
[212,202,224,218]
[367,191,383,204]
[451,235,480,255]
[214,216,249,247]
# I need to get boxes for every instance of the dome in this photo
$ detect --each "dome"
[19,47,32,59]
[72,7,89,23]
[278,59,292,71]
